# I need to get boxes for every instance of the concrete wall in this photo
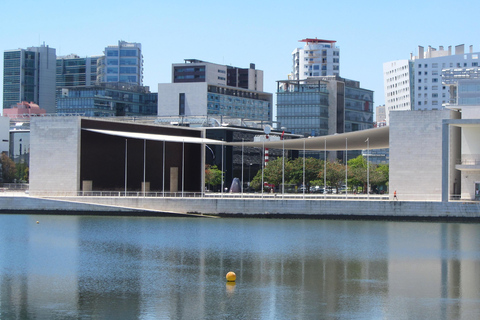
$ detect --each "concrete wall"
[31,196,480,220]
[0,116,10,154]
[390,110,459,201]
[30,117,81,195]
[158,82,208,116]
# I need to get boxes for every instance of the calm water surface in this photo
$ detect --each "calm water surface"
[1,214,480,319]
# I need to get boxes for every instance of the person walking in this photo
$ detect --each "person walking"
[394,190,398,200]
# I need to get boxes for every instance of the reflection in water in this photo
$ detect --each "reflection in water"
[0,215,480,319]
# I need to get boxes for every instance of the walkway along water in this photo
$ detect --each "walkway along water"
[1,192,480,221]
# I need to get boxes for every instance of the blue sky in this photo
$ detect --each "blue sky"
[2,0,479,115]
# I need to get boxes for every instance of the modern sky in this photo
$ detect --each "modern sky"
[2,0,479,117]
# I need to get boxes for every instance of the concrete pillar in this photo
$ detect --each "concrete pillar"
[142,182,150,192]
[82,180,93,191]
[170,167,178,192]
[442,121,449,202]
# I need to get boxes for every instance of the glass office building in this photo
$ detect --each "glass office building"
[57,83,157,117]
[276,76,374,160]
[3,44,56,113]
[97,41,143,86]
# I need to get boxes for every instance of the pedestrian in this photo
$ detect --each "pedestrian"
[394,190,398,200]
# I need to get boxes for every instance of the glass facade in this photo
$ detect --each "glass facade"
[3,50,36,109]
[206,85,271,121]
[56,84,157,117]
[97,41,143,86]
[276,80,329,137]
[344,87,374,132]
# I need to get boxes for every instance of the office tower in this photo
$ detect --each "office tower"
[96,41,143,85]
[3,43,56,113]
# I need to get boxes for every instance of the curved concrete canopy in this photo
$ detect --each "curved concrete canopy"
[228,126,389,151]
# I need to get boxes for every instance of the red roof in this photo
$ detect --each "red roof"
[299,38,336,44]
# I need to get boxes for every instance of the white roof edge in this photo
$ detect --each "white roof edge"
[83,129,225,144]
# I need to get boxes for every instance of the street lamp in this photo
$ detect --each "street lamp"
[249,163,252,187]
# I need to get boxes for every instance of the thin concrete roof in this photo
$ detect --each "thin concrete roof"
[228,126,389,151]
[83,129,226,145]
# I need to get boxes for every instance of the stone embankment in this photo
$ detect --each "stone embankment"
[1,195,480,221]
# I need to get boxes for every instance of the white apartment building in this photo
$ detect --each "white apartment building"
[376,105,386,127]
[291,38,340,80]
[383,44,480,124]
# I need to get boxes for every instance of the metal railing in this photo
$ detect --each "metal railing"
[456,159,480,166]
[29,190,390,200]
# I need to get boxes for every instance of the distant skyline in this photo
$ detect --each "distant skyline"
[2,0,479,117]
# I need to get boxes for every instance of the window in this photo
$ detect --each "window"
[418,79,422,83]
[432,101,438,105]
[432,63,438,68]
[418,86,422,90]
[432,93,438,98]
[418,71,422,75]
[432,78,439,83]
[179,93,185,115]
[418,101,422,106]
[418,64,422,68]
[424,72,428,75]
[432,86,438,90]
[473,62,479,67]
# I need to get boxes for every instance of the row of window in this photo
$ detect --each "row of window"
[418,78,439,83]
[106,58,138,66]
[106,49,138,57]
[106,67,138,74]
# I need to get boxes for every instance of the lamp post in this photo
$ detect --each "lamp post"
[366,138,369,200]
[249,163,252,189]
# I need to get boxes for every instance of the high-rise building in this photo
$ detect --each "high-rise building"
[290,38,340,80]
[383,44,480,124]
[3,43,56,113]
[97,41,143,86]
[376,105,386,127]
[56,54,99,90]
[172,59,263,91]
[276,76,374,160]
[158,59,272,121]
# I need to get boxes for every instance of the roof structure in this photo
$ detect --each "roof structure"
[83,129,226,145]
[228,126,389,151]
[299,38,337,44]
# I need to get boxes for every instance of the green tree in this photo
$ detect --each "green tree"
[288,157,322,190]
[318,160,346,192]
[1,152,16,183]
[205,165,223,191]
[15,162,29,183]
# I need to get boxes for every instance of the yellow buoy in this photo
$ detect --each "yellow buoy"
[36,221,39,224]
[226,271,236,282]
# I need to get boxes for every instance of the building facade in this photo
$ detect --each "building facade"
[56,54,99,98]
[172,59,263,91]
[383,44,480,124]
[159,60,271,121]
[276,76,374,160]
[291,38,340,80]
[3,44,56,113]
[276,76,373,137]
[57,83,157,117]
[376,105,386,127]
[97,41,143,86]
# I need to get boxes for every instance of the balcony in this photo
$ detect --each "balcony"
[456,158,480,171]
